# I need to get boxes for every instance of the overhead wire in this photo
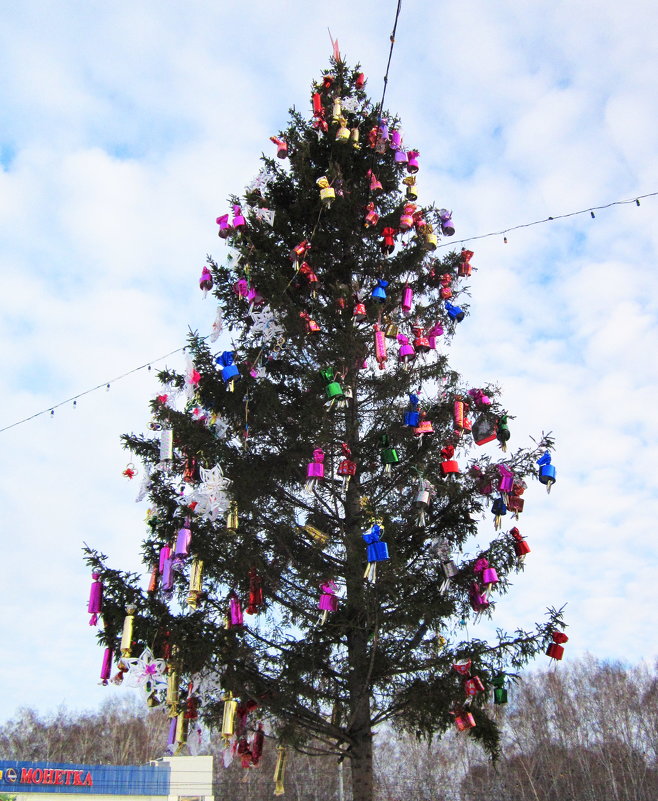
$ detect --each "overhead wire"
[1,189,653,436]
[1,189,654,435]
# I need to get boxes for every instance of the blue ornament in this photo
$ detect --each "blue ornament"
[445,301,465,322]
[537,451,556,493]
[216,351,239,384]
[371,279,389,303]
[404,393,420,427]
[363,524,390,566]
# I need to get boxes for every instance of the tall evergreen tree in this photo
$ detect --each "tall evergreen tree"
[86,57,564,801]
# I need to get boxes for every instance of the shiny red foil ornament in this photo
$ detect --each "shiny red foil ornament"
[547,631,569,661]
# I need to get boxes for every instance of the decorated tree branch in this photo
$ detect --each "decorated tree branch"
[85,56,565,801]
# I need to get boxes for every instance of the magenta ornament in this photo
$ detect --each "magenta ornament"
[216,214,231,238]
[390,130,402,150]
[88,573,103,626]
[427,322,444,349]
[406,151,419,173]
[318,581,339,623]
[397,334,416,364]
[100,647,113,684]
[401,285,413,314]
[305,448,325,491]
[498,464,514,493]
[229,594,244,627]
[232,205,245,229]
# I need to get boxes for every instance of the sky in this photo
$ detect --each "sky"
[1,0,657,722]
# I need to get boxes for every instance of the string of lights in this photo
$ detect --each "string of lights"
[0,189,654,436]
[437,191,657,248]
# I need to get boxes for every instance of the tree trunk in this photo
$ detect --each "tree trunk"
[342,374,375,801]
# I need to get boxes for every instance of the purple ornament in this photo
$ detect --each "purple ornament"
[439,209,455,236]
[88,573,103,626]
[229,594,244,627]
[394,149,408,164]
[390,130,402,150]
[175,523,192,557]
[100,647,113,684]
[498,464,514,493]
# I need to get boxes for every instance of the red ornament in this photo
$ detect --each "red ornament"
[122,464,137,479]
[290,240,311,262]
[459,249,474,277]
[246,568,263,615]
[380,227,397,254]
[364,202,379,228]
[511,526,531,557]
[355,73,366,89]
[453,709,476,731]
[300,311,321,334]
[547,631,569,660]
[441,445,459,475]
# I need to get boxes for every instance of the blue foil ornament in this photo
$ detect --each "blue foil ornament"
[445,301,465,322]
[216,351,239,387]
[537,451,556,493]
[363,524,389,581]
[404,393,421,427]
[371,279,389,303]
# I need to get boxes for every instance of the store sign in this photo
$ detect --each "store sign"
[0,761,169,796]
[18,769,93,787]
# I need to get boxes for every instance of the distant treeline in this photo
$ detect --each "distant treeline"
[2,657,656,801]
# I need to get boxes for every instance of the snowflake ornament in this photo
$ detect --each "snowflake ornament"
[250,305,285,344]
[341,96,360,114]
[186,464,231,521]
[122,647,168,701]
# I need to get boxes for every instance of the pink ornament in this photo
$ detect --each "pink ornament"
[374,324,387,369]
[401,285,413,314]
[199,266,213,296]
[406,150,419,173]
[305,448,325,491]
[427,322,444,349]
[270,136,288,158]
[366,169,382,192]
[397,334,416,364]
[399,204,416,231]
[318,581,338,612]
[216,213,231,238]
[232,205,245,229]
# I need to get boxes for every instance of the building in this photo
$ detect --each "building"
[0,756,213,801]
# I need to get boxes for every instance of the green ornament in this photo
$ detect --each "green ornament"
[380,434,399,466]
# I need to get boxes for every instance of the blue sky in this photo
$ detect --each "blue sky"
[1,0,657,721]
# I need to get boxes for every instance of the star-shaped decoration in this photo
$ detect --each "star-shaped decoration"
[122,647,168,699]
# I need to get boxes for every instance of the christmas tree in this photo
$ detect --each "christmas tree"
[85,57,564,801]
